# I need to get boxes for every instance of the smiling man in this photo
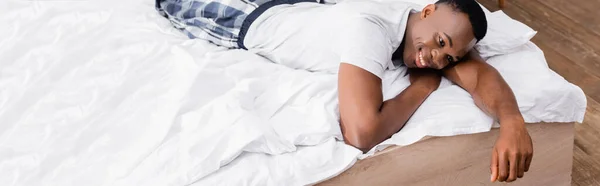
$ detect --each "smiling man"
[157,0,533,182]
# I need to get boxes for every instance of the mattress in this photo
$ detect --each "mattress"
[0,0,586,185]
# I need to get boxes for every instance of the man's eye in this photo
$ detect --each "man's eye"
[439,37,445,47]
[447,55,454,63]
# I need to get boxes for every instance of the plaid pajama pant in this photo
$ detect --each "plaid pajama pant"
[156,0,320,48]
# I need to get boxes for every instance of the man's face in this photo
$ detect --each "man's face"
[403,4,477,69]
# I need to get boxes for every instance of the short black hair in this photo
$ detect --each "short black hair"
[435,0,488,42]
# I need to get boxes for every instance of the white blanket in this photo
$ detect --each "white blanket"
[0,0,586,185]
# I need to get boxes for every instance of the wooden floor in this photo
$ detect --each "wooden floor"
[478,0,600,185]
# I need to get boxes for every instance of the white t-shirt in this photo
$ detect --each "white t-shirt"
[243,0,415,79]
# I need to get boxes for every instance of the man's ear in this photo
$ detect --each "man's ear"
[421,4,436,19]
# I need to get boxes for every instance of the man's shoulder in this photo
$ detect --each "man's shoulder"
[334,0,416,11]
[332,0,414,21]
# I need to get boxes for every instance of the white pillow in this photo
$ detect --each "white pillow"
[476,10,537,58]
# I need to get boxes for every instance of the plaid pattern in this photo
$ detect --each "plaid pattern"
[156,0,272,48]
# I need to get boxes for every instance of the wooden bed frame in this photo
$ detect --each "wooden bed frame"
[318,122,574,185]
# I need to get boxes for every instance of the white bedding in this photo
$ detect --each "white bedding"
[0,0,586,185]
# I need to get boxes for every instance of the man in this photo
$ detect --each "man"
[157,0,533,182]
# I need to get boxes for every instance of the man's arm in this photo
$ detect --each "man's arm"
[338,63,439,153]
[442,51,533,183]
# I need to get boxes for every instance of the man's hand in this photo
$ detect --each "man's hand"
[408,68,442,90]
[490,117,533,182]
[442,51,534,182]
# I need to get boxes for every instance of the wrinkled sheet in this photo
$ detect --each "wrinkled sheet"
[0,0,586,186]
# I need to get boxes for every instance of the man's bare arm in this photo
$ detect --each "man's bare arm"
[338,63,439,152]
[442,51,533,183]
[442,52,521,121]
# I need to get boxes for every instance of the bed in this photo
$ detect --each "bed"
[319,122,574,185]
[0,0,585,185]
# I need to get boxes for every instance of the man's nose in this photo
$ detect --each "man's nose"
[431,49,443,68]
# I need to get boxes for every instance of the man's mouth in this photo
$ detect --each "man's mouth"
[415,50,428,68]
